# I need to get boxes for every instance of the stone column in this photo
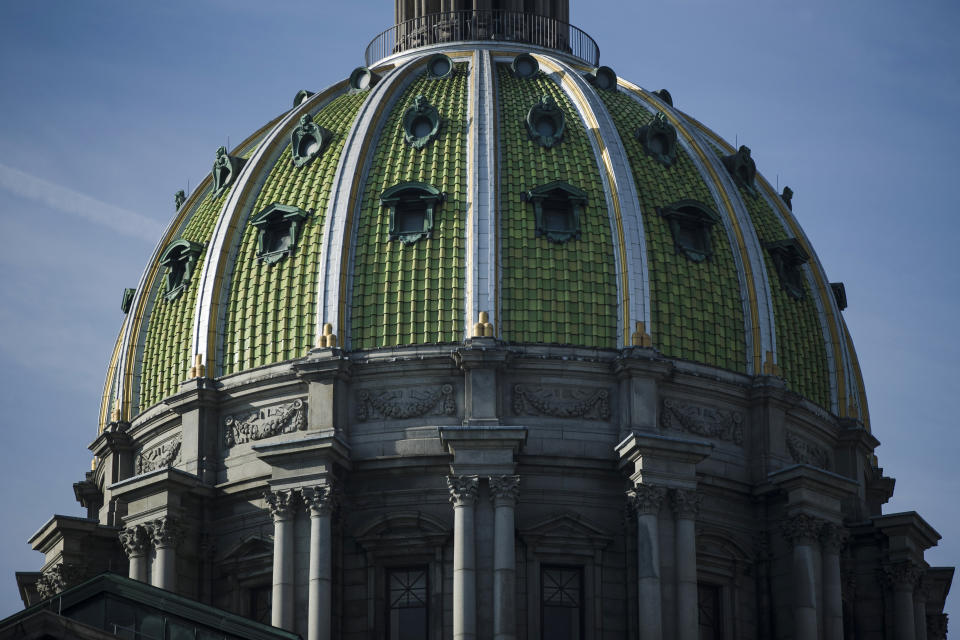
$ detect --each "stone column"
[448,475,480,640]
[489,475,519,640]
[627,484,667,640]
[915,578,929,640]
[820,523,848,640]
[265,489,299,631]
[119,525,150,583]
[303,486,336,640]
[671,489,702,640]
[781,514,824,640]
[885,561,923,640]
[147,516,183,592]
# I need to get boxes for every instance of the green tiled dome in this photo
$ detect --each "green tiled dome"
[100,42,868,431]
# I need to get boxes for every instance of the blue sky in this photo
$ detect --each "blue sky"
[0,0,957,620]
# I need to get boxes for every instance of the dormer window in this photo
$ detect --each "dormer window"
[524,181,587,244]
[765,238,810,300]
[657,200,720,263]
[637,112,678,166]
[159,239,204,301]
[381,182,444,245]
[250,204,310,264]
[212,146,248,198]
[526,95,565,148]
[290,114,333,168]
[402,95,441,149]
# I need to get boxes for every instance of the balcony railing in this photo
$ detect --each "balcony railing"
[364,10,600,67]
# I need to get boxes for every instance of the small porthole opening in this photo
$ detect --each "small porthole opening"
[412,116,433,139]
[512,53,539,79]
[427,54,453,78]
[297,134,320,159]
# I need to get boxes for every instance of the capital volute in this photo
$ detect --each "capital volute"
[883,561,924,590]
[264,488,299,521]
[147,516,184,549]
[119,525,150,558]
[447,475,479,507]
[780,513,824,545]
[671,488,702,519]
[820,522,849,553]
[627,484,667,516]
[489,475,520,504]
[302,485,337,517]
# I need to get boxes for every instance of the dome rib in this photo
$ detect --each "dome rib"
[465,50,497,336]
[314,57,427,347]
[115,119,280,419]
[540,54,651,347]
[630,82,775,375]
[689,119,862,420]
[190,79,353,377]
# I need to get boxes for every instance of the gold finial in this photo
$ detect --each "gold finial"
[317,323,338,348]
[91,457,97,471]
[189,354,206,378]
[762,351,782,377]
[473,311,494,338]
[630,321,652,347]
[110,407,121,422]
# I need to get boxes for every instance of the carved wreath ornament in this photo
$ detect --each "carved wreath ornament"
[224,399,306,448]
[356,384,455,421]
[660,399,744,445]
[785,430,831,470]
[136,437,182,475]
[512,384,610,420]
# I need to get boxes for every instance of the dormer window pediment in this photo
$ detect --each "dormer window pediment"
[657,200,720,263]
[765,238,810,300]
[159,239,205,301]
[250,203,311,264]
[524,181,587,244]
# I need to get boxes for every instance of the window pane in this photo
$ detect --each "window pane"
[388,568,428,640]
[542,566,582,640]
[396,204,426,234]
[250,586,272,625]
[698,583,724,640]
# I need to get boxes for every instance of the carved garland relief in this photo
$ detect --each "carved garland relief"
[224,399,306,448]
[785,430,831,470]
[136,436,182,474]
[356,384,455,421]
[512,384,610,420]
[660,398,744,445]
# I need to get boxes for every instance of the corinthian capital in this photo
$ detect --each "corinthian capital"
[671,488,702,519]
[148,516,184,549]
[627,484,667,516]
[883,561,924,590]
[264,488,299,521]
[119,524,150,558]
[489,475,520,503]
[820,522,849,553]
[302,485,337,517]
[780,513,824,545]
[447,475,479,507]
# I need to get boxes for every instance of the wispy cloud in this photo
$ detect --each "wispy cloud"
[0,163,164,242]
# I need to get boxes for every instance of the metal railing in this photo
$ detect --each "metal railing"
[364,10,599,67]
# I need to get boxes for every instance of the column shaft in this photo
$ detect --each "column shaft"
[675,517,698,640]
[629,485,666,640]
[895,587,917,640]
[154,546,176,590]
[671,490,701,640]
[128,554,147,582]
[821,549,843,640]
[305,486,336,640]
[636,512,662,640]
[491,476,519,640]
[792,543,818,640]
[272,516,295,630]
[449,476,479,640]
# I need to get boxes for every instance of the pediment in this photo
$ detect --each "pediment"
[521,512,612,550]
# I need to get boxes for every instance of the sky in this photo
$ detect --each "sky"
[0,0,957,622]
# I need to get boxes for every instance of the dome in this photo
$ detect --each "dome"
[101,19,866,429]
[16,5,952,640]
